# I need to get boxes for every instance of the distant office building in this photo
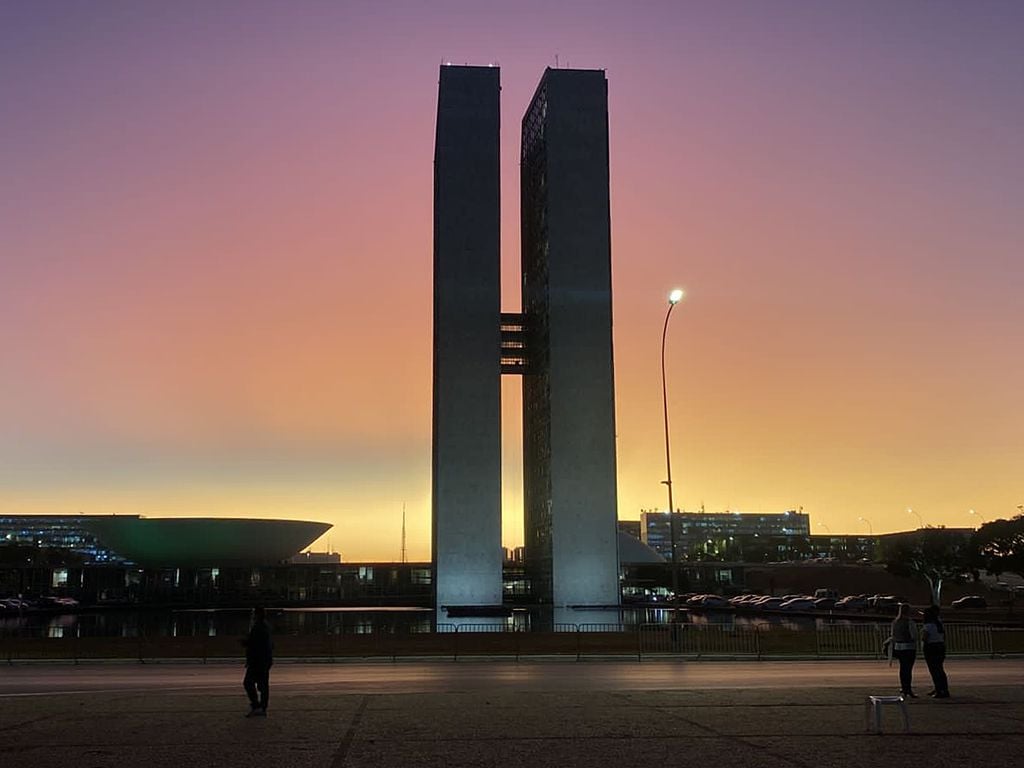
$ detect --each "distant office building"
[431,66,620,624]
[640,510,811,561]
[289,551,343,565]
[0,515,125,564]
[808,534,876,562]
[617,520,642,539]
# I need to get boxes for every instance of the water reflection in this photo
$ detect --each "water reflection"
[626,606,872,631]
[1,605,877,638]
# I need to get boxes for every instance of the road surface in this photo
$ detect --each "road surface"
[3,659,1023,768]
[2,657,1021,697]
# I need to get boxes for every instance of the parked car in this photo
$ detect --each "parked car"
[951,595,988,609]
[869,595,900,611]
[779,598,816,611]
[756,597,784,610]
[835,596,868,611]
[686,594,726,608]
[698,595,730,608]
[813,597,836,610]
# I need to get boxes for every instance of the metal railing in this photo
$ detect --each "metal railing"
[816,624,886,658]
[944,623,993,655]
[2,622,1020,664]
[638,624,760,658]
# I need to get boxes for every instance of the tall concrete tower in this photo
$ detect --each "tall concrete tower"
[431,65,503,620]
[431,65,619,626]
[520,68,620,619]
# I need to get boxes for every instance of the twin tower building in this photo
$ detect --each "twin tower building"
[432,65,620,624]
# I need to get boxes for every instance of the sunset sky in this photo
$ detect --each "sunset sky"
[2,2,1022,561]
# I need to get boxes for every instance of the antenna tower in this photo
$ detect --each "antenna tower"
[401,503,407,564]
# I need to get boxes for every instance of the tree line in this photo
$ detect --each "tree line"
[878,514,1024,604]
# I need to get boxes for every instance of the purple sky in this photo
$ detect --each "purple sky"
[1,2,1022,558]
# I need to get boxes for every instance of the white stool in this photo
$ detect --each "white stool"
[865,695,910,733]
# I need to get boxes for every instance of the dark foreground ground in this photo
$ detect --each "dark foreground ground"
[1,659,1022,767]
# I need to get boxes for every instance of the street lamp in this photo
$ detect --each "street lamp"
[969,509,987,525]
[907,507,923,529]
[858,516,873,536]
[661,288,684,613]
[817,522,832,534]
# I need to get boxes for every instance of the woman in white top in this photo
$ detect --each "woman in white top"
[889,603,919,697]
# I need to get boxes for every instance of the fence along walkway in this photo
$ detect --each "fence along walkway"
[1,622,1018,663]
[816,624,886,658]
[945,623,992,655]
[638,624,760,658]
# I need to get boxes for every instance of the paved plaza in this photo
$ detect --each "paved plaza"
[1,659,1022,767]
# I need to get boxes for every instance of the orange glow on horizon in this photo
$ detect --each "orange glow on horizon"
[2,4,1021,561]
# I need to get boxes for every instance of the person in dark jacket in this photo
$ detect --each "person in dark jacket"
[921,604,950,698]
[242,606,274,717]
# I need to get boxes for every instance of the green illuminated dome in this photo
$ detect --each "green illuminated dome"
[84,516,331,567]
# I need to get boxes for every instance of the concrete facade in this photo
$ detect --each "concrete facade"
[431,66,503,620]
[431,66,620,624]
[521,69,621,617]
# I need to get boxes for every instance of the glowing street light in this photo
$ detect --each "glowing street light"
[660,287,685,613]
[968,509,987,525]
[858,516,873,535]
[907,507,923,528]
[817,522,832,534]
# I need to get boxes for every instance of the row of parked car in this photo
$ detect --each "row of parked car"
[0,596,80,614]
[678,591,989,613]
[680,593,837,612]
[802,593,989,611]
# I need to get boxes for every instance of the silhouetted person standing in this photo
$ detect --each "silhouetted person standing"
[889,602,918,697]
[242,606,273,717]
[922,604,950,698]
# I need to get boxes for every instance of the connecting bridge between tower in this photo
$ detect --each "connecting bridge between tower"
[500,313,531,375]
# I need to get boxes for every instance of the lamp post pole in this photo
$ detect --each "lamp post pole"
[661,288,684,616]
[907,507,923,529]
